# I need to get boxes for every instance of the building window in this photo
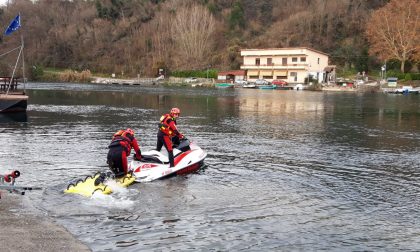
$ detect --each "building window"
[292,57,297,62]
[249,75,259,79]
[290,72,298,81]
[282,58,287,65]
[317,58,320,64]
[300,57,306,62]
[267,58,272,66]
[263,75,273,79]
[256,58,260,66]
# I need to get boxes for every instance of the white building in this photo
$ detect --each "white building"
[240,47,329,84]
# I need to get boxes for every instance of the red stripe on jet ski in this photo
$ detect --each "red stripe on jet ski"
[174,150,192,166]
[134,163,159,173]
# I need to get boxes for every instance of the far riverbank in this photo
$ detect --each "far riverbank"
[90,76,383,92]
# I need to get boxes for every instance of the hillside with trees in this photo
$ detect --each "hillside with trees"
[0,0,418,79]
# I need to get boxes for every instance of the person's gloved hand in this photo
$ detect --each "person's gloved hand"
[133,153,141,161]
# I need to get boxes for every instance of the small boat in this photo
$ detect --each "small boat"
[0,93,28,112]
[258,84,277,90]
[0,77,28,113]
[1,15,28,113]
[393,86,419,94]
[276,86,293,90]
[242,83,257,88]
[215,83,234,89]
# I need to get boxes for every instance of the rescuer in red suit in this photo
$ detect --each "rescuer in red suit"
[107,128,142,177]
[157,108,184,167]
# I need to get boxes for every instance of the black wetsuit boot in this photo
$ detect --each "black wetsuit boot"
[168,150,175,167]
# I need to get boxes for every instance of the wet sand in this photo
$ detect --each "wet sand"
[0,193,91,252]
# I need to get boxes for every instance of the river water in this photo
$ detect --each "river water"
[1,82,419,251]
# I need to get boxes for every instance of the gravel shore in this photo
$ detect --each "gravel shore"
[0,193,91,252]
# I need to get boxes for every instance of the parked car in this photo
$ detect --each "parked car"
[235,79,248,85]
[272,80,288,86]
[387,77,398,87]
[255,79,269,85]
[185,77,198,83]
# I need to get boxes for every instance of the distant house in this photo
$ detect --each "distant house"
[217,70,246,83]
[324,65,336,84]
[240,47,329,84]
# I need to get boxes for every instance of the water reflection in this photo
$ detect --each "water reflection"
[0,112,27,123]
[1,83,419,251]
[237,89,325,115]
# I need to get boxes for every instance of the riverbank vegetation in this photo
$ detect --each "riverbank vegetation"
[0,0,418,81]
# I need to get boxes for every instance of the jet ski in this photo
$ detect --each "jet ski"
[129,138,207,182]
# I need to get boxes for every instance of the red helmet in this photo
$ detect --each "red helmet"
[126,128,135,136]
[170,107,180,116]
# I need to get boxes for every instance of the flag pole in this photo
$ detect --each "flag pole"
[20,13,26,91]
[5,14,23,95]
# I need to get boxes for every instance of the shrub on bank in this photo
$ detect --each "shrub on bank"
[386,70,420,81]
[171,69,217,79]
[30,65,44,81]
[406,73,420,80]
[59,69,92,82]
[40,71,60,82]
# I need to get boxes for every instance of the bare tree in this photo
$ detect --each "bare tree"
[0,0,402,77]
[365,0,419,73]
[171,4,215,69]
[151,13,173,68]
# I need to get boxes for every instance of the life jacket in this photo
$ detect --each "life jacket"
[109,129,134,154]
[158,113,177,136]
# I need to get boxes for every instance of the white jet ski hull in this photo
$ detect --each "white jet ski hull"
[129,140,207,182]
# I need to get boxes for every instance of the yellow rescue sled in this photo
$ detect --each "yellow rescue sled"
[64,172,136,197]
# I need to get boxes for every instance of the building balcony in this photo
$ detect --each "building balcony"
[240,64,308,70]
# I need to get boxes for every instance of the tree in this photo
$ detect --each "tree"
[228,1,245,30]
[365,0,419,73]
[171,4,216,69]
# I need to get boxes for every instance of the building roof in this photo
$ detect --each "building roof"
[240,47,329,56]
[324,65,336,71]
[218,70,246,76]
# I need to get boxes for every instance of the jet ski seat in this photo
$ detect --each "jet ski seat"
[141,155,166,164]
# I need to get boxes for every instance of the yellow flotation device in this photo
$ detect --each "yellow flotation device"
[115,173,136,187]
[64,172,136,197]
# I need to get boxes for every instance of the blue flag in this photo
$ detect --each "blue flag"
[4,14,21,36]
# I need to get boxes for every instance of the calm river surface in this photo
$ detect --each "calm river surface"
[1,82,419,251]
